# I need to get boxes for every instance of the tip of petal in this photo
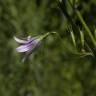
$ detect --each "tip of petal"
[13,36,27,44]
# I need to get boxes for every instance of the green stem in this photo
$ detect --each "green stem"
[40,32,62,41]
[75,10,96,47]
[41,32,63,45]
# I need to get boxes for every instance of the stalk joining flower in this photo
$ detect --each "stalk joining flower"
[14,32,57,62]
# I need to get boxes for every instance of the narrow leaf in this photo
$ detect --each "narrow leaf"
[70,30,76,47]
[80,30,84,48]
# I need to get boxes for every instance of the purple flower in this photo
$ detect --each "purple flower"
[14,36,41,62]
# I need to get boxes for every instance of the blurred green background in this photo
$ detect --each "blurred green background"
[0,0,96,96]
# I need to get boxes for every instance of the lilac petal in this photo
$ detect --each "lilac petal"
[21,51,32,63]
[16,39,38,52]
[14,36,28,44]
[27,36,39,43]
[16,45,32,52]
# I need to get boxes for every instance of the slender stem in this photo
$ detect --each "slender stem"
[40,32,62,41]
[42,31,63,44]
[50,32,63,42]
[75,10,96,47]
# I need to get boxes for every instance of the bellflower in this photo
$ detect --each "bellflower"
[14,32,56,62]
[14,35,42,62]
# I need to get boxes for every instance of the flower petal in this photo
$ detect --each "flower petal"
[14,36,28,44]
[27,36,39,43]
[21,51,32,63]
[16,45,32,52]
[16,39,38,52]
